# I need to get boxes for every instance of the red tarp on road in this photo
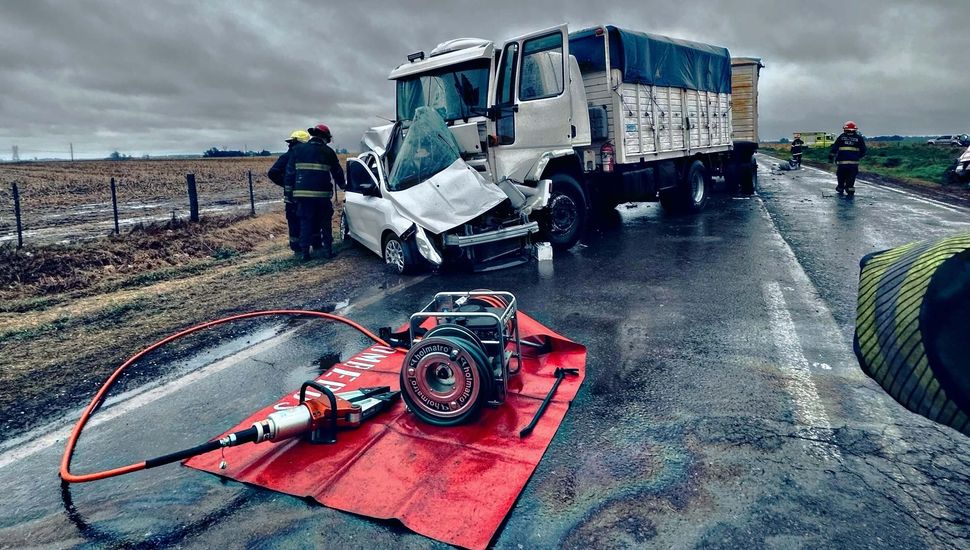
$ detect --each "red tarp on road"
[185,312,586,549]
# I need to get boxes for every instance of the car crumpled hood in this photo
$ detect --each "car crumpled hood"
[386,158,507,234]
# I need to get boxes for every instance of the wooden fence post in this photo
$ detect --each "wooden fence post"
[12,182,23,249]
[248,170,255,215]
[110,177,120,234]
[186,173,199,222]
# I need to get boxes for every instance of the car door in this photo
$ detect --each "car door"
[489,24,573,181]
[344,152,393,255]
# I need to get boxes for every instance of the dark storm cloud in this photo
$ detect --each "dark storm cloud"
[0,0,966,159]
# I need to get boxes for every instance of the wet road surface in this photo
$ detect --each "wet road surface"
[1,156,968,548]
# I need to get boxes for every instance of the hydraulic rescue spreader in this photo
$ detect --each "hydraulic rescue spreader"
[59,309,400,484]
[59,290,559,484]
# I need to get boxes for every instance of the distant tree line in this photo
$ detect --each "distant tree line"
[203,148,272,158]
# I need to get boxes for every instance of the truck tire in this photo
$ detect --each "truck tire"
[739,156,757,195]
[660,159,708,213]
[383,234,422,275]
[539,173,586,251]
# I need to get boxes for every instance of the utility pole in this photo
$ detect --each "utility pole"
[70,143,74,161]
[11,145,19,162]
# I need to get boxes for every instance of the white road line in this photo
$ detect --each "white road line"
[758,154,969,215]
[762,281,842,462]
[0,272,431,469]
[0,325,303,471]
[757,196,940,541]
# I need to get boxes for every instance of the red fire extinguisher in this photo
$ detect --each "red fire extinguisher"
[600,141,615,173]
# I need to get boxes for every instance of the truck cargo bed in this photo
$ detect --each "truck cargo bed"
[572,26,735,166]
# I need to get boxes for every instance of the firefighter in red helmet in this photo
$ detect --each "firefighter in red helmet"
[285,123,345,259]
[829,121,867,196]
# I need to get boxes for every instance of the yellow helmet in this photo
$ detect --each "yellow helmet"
[287,130,310,143]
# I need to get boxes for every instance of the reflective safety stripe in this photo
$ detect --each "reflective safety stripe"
[295,163,330,171]
[837,160,859,165]
[840,146,860,152]
[854,234,970,437]
[293,190,333,198]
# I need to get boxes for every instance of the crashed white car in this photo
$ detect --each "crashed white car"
[342,107,549,274]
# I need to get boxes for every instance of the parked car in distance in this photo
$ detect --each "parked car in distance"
[927,134,968,146]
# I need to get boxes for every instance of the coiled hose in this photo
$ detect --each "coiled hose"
[59,310,389,484]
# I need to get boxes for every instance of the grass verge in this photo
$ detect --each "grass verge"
[0,210,388,442]
[761,142,966,186]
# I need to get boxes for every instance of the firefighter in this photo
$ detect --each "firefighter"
[285,123,345,260]
[791,133,805,167]
[829,121,867,196]
[267,130,309,253]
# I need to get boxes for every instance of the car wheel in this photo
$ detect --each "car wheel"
[383,234,421,275]
[539,173,586,251]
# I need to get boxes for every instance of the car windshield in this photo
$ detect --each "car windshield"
[396,59,490,123]
[387,106,462,192]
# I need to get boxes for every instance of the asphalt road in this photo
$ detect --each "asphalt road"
[1,156,968,549]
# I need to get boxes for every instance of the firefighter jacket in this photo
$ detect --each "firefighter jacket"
[285,137,345,200]
[830,132,867,165]
[791,138,805,155]
[268,147,294,203]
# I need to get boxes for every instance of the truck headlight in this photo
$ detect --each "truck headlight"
[414,225,443,265]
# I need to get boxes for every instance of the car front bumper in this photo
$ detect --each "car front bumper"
[443,221,540,248]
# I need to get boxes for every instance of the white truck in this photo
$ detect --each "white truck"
[347,24,761,271]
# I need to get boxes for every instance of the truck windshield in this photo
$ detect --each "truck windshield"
[396,60,490,123]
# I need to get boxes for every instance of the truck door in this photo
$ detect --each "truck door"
[490,25,573,181]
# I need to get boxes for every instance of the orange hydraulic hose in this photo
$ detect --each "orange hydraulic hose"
[60,310,389,484]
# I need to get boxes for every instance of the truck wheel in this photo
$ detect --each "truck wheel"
[660,159,708,213]
[739,157,758,195]
[383,234,422,275]
[540,174,586,251]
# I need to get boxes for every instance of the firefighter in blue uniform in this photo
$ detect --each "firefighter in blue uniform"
[829,121,867,196]
[267,130,309,253]
[285,123,345,260]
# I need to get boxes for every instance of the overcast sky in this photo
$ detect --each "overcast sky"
[1,0,967,159]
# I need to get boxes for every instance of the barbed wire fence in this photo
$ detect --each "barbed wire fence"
[3,169,275,249]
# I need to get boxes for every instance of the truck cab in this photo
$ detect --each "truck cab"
[387,25,591,249]
[365,24,759,252]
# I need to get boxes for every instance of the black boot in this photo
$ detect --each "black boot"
[301,249,312,261]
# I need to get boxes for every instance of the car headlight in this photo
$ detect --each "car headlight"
[413,225,443,265]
